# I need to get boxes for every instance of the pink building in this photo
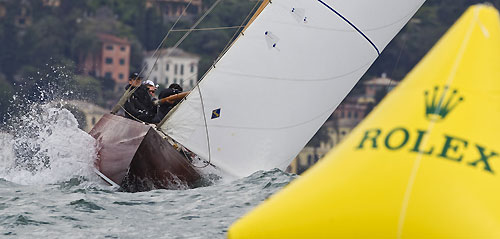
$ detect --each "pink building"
[82,34,131,85]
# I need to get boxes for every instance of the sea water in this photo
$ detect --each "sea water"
[0,104,297,238]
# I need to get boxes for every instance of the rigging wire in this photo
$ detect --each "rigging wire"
[170,25,245,32]
[141,0,194,83]
[385,35,409,93]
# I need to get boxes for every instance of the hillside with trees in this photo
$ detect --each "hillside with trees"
[0,0,498,125]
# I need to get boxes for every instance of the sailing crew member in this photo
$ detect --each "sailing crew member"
[123,73,156,123]
[144,80,159,101]
[152,83,190,123]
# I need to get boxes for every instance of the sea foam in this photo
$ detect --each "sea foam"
[0,104,99,186]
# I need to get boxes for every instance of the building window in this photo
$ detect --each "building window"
[165,77,169,85]
[92,117,96,125]
[154,64,158,71]
[347,111,351,118]
[106,45,113,50]
[174,64,178,75]
[166,64,169,71]
[119,73,124,79]
[120,46,126,51]
[180,65,184,75]
[154,77,157,82]
[119,59,125,65]
[180,79,184,86]
[190,64,195,73]
[105,57,113,64]
[190,80,194,87]
[105,72,112,79]
[354,111,358,119]
[174,78,177,84]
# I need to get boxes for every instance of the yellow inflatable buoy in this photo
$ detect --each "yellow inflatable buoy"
[229,4,500,239]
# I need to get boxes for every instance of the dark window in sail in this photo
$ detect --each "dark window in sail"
[105,58,113,64]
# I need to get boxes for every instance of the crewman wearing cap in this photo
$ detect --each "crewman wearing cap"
[123,73,156,123]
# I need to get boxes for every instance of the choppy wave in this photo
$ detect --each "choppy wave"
[0,169,297,238]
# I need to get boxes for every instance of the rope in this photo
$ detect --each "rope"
[120,105,148,125]
[196,84,212,168]
[170,25,245,32]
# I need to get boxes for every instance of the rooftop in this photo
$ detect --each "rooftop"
[98,33,130,46]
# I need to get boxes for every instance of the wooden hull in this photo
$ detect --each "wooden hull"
[89,114,201,192]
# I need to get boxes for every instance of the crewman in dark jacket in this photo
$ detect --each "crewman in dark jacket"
[152,83,189,123]
[123,73,156,123]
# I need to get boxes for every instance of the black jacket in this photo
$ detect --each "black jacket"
[123,84,156,123]
[152,88,181,123]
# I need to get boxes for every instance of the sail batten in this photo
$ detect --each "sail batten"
[162,0,426,178]
[317,0,380,55]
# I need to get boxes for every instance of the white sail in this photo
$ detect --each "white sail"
[162,0,426,177]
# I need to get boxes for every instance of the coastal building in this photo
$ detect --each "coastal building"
[363,73,398,99]
[143,48,200,90]
[81,33,131,86]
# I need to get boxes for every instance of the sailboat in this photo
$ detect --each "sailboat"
[90,0,426,191]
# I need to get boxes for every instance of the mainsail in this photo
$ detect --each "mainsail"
[162,0,426,177]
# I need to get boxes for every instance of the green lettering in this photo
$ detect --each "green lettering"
[468,145,498,174]
[439,135,468,162]
[411,130,434,155]
[356,128,381,149]
[384,127,409,150]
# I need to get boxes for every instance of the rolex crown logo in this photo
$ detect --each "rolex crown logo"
[424,85,464,121]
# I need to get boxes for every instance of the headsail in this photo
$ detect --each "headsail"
[162,0,426,177]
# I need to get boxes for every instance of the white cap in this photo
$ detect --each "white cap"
[143,80,159,88]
